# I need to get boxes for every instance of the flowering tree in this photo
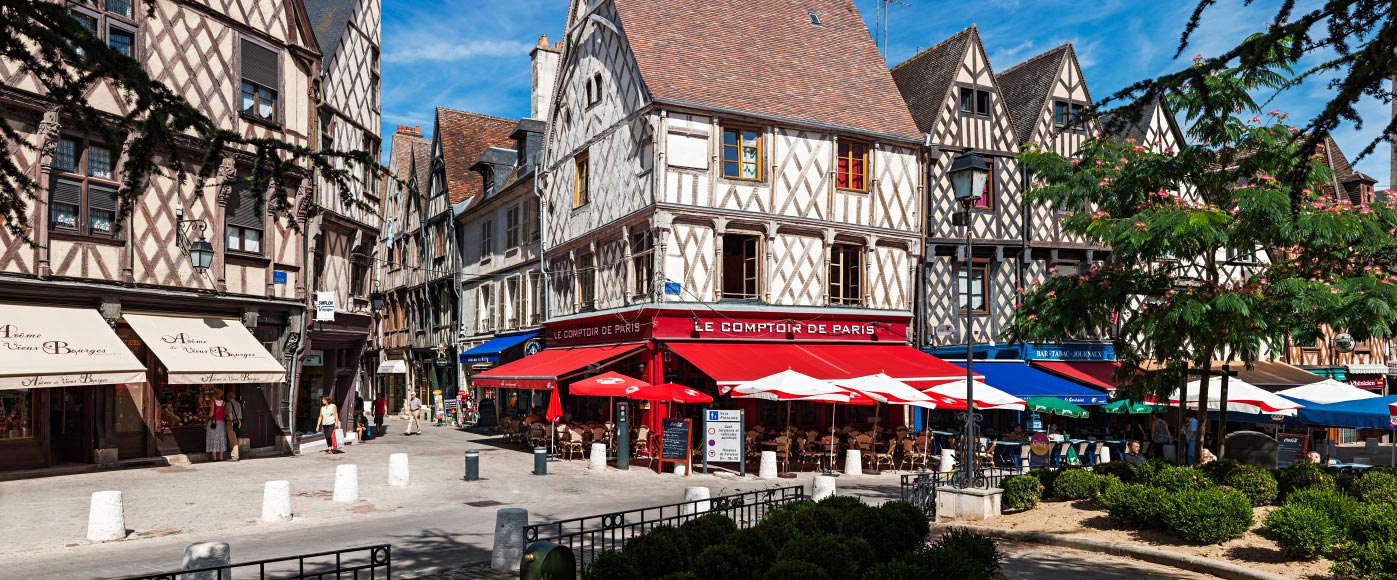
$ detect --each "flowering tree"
[1008,59,1397,455]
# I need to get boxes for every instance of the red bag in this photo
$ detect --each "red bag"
[330,427,340,450]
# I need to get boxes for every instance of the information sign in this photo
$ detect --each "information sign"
[704,410,743,468]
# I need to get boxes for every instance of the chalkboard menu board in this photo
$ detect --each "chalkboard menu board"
[1277,433,1309,468]
[661,419,691,460]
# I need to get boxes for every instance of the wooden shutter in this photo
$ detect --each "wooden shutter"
[240,39,279,88]
[227,191,265,228]
[88,184,118,211]
[52,179,82,206]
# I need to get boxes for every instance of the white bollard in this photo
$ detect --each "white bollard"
[673,464,687,476]
[589,443,607,470]
[181,541,231,580]
[759,451,778,479]
[333,464,359,502]
[938,449,955,473]
[682,486,711,515]
[844,450,863,476]
[491,508,529,571]
[86,490,126,542]
[388,453,410,487]
[812,475,837,501]
[261,480,292,522]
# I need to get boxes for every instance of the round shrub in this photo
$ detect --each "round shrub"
[791,506,843,537]
[1286,488,1361,524]
[1277,463,1336,502]
[585,550,641,580]
[1349,503,1397,544]
[756,509,801,548]
[680,513,737,557]
[816,495,867,512]
[1222,464,1279,507]
[1032,468,1062,498]
[1330,540,1397,580]
[1091,460,1138,484]
[1100,483,1169,527]
[624,525,690,579]
[1262,503,1343,560]
[851,501,930,559]
[1355,471,1397,505]
[1198,458,1241,484]
[658,574,699,580]
[1093,474,1123,499]
[725,527,778,571]
[1001,474,1044,511]
[861,561,926,580]
[777,534,858,580]
[903,546,996,580]
[1163,487,1254,544]
[763,561,829,580]
[690,544,753,580]
[1052,469,1098,500]
[771,499,815,514]
[929,528,1003,579]
[841,536,878,576]
[1149,466,1214,492]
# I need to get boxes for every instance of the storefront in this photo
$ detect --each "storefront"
[1345,364,1389,395]
[460,331,543,426]
[375,357,408,414]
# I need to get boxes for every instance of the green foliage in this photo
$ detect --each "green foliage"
[1331,540,1397,580]
[690,544,753,580]
[1221,464,1279,507]
[624,526,691,579]
[777,535,859,580]
[815,495,867,511]
[585,550,642,580]
[928,528,1003,579]
[790,506,842,537]
[1092,461,1139,484]
[1349,503,1397,544]
[1278,464,1337,502]
[1199,459,1241,483]
[841,501,930,560]
[1100,483,1170,527]
[680,514,737,557]
[1262,504,1343,559]
[1148,466,1214,492]
[658,574,699,580]
[1001,474,1045,511]
[756,509,801,548]
[1052,469,1098,500]
[860,561,926,580]
[763,561,829,580]
[903,546,997,580]
[1094,474,1124,499]
[1031,468,1064,498]
[1286,488,1361,526]
[1355,471,1397,505]
[725,527,779,571]
[1162,487,1254,544]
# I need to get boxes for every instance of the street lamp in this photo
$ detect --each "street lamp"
[948,150,990,489]
[369,291,386,313]
[175,206,214,273]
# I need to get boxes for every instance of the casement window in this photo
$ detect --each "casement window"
[239,38,280,123]
[506,276,523,329]
[972,158,995,210]
[573,153,589,208]
[1226,247,1255,264]
[526,200,540,242]
[480,219,493,260]
[828,244,863,306]
[585,73,602,107]
[349,249,369,297]
[722,126,762,180]
[48,136,119,237]
[506,205,521,248]
[224,187,265,254]
[958,261,989,314]
[721,234,761,300]
[531,272,545,326]
[836,140,869,191]
[480,285,495,332]
[1054,101,1086,127]
[630,230,653,297]
[433,228,445,261]
[960,87,991,116]
[69,1,137,58]
[577,252,596,309]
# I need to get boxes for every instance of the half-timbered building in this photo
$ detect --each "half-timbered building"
[376,124,431,412]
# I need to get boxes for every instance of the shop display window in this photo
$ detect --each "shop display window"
[156,383,217,431]
[0,389,35,439]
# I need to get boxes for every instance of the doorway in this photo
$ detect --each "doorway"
[49,386,93,464]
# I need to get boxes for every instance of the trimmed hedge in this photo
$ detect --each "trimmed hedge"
[624,525,691,579]
[1100,483,1170,528]
[1263,503,1343,560]
[1221,464,1278,507]
[1148,465,1213,492]
[927,528,1003,580]
[1355,471,1397,505]
[1091,460,1138,484]
[1198,458,1241,483]
[680,514,737,557]
[1052,469,1098,501]
[1330,540,1397,580]
[691,544,753,580]
[1162,487,1253,544]
[1093,474,1123,499]
[777,535,861,580]
[1349,503,1397,545]
[1277,463,1336,502]
[763,561,830,580]
[586,550,642,580]
[1001,474,1044,511]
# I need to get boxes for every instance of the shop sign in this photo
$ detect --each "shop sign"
[1349,376,1386,391]
[303,350,323,367]
[1024,342,1115,361]
[524,339,543,356]
[315,292,336,321]
[546,309,908,346]
[1388,361,1397,376]
[273,271,288,285]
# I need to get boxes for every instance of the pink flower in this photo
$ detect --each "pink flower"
[1046,291,1057,297]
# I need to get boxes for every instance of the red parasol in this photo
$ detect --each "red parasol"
[628,384,714,404]
[569,372,649,397]
[545,386,563,423]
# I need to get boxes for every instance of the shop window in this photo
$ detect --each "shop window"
[0,389,35,439]
[828,243,863,306]
[722,234,761,300]
[157,384,221,432]
[958,261,989,314]
[630,230,653,297]
[578,252,596,309]
[48,136,119,237]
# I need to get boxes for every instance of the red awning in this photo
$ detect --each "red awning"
[472,344,646,390]
[570,371,649,396]
[665,342,972,390]
[1031,361,1121,392]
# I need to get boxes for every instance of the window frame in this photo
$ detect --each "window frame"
[505,205,521,249]
[48,135,121,240]
[479,219,494,262]
[69,1,139,58]
[1053,101,1070,127]
[957,260,990,315]
[836,140,869,192]
[721,233,762,300]
[959,86,991,117]
[971,158,995,211]
[238,36,281,125]
[224,186,266,257]
[577,252,596,309]
[721,125,764,181]
[573,153,590,208]
[827,243,863,306]
[630,230,654,297]
[1225,246,1255,264]
[480,284,495,333]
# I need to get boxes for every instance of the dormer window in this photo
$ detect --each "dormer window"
[959,87,990,116]
[482,169,495,196]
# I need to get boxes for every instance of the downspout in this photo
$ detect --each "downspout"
[450,206,464,399]
[286,76,328,454]
[534,174,548,322]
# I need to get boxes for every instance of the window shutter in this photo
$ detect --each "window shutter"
[52,179,82,205]
[88,184,118,211]
[240,39,279,88]
[227,191,265,228]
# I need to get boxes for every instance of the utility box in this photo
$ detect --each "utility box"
[520,542,576,580]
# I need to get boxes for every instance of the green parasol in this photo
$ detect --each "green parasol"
[1100,399,1167,414]
[1025,397,1089,419]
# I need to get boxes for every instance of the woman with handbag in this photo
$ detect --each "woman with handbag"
[205,388,228,461]
[318,396,341,454]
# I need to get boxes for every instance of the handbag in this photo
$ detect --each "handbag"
[208,421,217,431]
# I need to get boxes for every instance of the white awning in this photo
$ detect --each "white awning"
[124,314,286,384]
[376,360,407,374]
[0,304,147,388]
[1346,363,1391,376]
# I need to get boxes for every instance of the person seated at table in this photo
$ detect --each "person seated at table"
[1198,447,1216,466]
[523,407,544,426]
[1002,424,1028,442]
[1307,451,1322,464]
[1121,440,1147,465]
[1046,424,1065,443]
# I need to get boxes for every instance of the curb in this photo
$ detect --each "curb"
[951,524,1289,580]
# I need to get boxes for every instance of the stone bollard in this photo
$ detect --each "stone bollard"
[844,450,863,476]
[812,475,837,501]
[589,443,607,470]
[261,480,292,522]
[181,541,231,580]
[681,486,711,515]
[759,451,778,479]
[490,508,529,571]
[86,490,126,542]
[673,465,687,476]
[388,453,410,487]
[938,449,955,473]
[333,464,359,502]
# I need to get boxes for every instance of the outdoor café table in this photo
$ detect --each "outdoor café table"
[994,440,1025,465]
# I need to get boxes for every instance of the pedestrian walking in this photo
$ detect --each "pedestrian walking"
[206,388,228,461]
[224,391,243,461]
[318,396,342,454]
[373,392,387,429]
[404,391,422,435]
[1150,413,1171,460]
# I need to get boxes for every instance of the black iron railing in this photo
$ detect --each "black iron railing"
[112,544,390,580]
[524,485,805,569]
[899,470,1011,518]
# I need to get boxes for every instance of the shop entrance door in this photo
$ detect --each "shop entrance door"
[49,386,94,464]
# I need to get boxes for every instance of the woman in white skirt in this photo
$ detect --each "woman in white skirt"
[205,388,228,460]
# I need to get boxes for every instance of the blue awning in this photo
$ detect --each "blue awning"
[460,332,540,364]
[952,361,1109,405]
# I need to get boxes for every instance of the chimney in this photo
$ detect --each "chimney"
[530,34,562,121]
[396,125,422,137]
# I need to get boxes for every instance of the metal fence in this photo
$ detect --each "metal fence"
[524,485,806,569]
[899,471,1012,518]
[112,545,390,580]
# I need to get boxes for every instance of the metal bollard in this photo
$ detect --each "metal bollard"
[465,450,480,481]
[533,447,547,476]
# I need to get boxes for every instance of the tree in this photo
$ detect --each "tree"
[0,0,381,241]
[1008,56,1397,457]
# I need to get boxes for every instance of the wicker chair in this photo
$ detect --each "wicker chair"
[899,438,926,471]
[561,429,586,460]
[870,438,897,471]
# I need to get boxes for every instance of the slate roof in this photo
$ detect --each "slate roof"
[472,146,518,169]
[995,44,1073,145]
[434,108,517,204]
[612,0,921,142]
[409,139,432,196]
[1099,96,1186,148]
[890,26,974,134]
[303,0,356,60]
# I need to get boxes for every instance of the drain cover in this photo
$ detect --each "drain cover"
[465,500,505,507]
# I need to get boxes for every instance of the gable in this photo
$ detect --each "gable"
[931,31,1017,154]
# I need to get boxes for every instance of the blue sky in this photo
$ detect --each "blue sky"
[380,0,1390,187]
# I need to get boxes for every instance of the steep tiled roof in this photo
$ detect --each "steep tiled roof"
[435,108,516,204]
[302,0,356,59]
[613,0,921,142]
[995,44,1072,145]
[890,26,974,133]
[409,139,432,196]
[387,128,427,186]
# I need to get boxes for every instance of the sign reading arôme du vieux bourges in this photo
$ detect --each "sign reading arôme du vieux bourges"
[546,310,907,346]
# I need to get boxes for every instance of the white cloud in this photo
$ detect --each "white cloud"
[383,39,534,65]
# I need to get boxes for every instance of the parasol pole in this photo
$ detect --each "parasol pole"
[829,401,838,472]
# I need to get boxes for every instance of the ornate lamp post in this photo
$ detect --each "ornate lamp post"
[175,206,214,273]
[948,150,989,489]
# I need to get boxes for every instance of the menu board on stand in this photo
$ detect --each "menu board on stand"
[1277,433,1309,468]
[657,418,692,476]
